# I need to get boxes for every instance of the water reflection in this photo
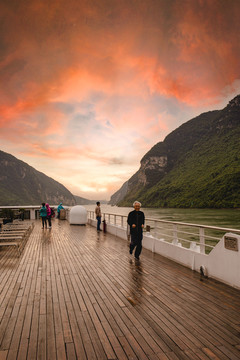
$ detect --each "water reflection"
[41,228,52,243]
[127,258,144,306]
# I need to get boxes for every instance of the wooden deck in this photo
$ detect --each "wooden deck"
[0,220,240,360]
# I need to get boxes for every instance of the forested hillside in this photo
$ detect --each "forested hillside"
[111,95,240,208]
[0,150,76,206]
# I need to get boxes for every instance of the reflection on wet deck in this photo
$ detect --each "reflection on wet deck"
[1,220,240,359]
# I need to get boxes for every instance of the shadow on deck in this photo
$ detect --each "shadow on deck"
[0,220,240,360]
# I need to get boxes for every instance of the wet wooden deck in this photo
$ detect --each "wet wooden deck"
[0,220,240,360]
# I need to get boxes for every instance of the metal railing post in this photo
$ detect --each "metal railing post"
[154,221,157,238]
[172,224,178,245]
[152,238,155,253]
[199,227,205,254]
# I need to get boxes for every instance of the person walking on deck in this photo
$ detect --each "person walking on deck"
[39,203,47,229]
[46,203,52,228]
[57,202,64,219]
[127,201,145,260]
[95,202,102,231]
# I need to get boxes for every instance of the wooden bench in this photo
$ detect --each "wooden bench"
[0,235,22,240]
[0,232,27,238]
[3,221,34,228]
[1,229,28,234]
[0,236,23,256]
[0,223,34,256]
[0,241,21,256]
[2,224,34,235]
[2,227,31,232]
[2,231,30,239]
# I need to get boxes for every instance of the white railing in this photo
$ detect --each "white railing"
[88,211,240,254]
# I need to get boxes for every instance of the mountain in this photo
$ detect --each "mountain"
[74,195,108,205]
[108,181,129,206]
[110,95,240,208]
[74,195,94,205]
[0,150,76,206]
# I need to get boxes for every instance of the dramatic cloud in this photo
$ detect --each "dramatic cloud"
[0,0,240,199]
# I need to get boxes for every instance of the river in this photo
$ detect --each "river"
[84,204,240,230]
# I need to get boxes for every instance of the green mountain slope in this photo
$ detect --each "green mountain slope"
[74,195,107,205]
[0,150,76,206]
[115,95,240,208]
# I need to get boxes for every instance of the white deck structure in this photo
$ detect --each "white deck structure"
[88,211,240,290]
[69,205,87,225]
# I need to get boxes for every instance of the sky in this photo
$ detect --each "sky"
[0,0,240,200]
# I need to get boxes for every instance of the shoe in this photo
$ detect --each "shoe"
[135,256,140,260]
[49,226,52,228]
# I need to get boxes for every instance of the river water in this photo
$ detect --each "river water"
[84,204,240,230]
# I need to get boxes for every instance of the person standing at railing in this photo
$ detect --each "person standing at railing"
[57,202,64,219]
[95,202,102,231]
[127,201,145,260]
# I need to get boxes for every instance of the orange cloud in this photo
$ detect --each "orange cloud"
[0,0,240,199]
[1,0,239,125]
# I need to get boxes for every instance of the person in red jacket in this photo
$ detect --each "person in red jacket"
[46,203,52,229]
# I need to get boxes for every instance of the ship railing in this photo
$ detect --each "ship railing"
[87,211,240,254]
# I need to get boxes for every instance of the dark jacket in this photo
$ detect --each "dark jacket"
[127,210,145,237]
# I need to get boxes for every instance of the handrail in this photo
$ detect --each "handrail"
[145,216,240,234]
[87,210,240,254]
[88,210,240,233]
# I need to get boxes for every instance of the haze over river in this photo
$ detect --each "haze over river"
[84,205,240,230]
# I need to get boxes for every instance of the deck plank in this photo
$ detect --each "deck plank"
[0,220,240,359]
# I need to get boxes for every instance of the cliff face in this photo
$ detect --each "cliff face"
[109,145,168,205]
[0,150,76,206]
[109,181,129,205]
[111,95,240,208]
[138,155,168,186]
